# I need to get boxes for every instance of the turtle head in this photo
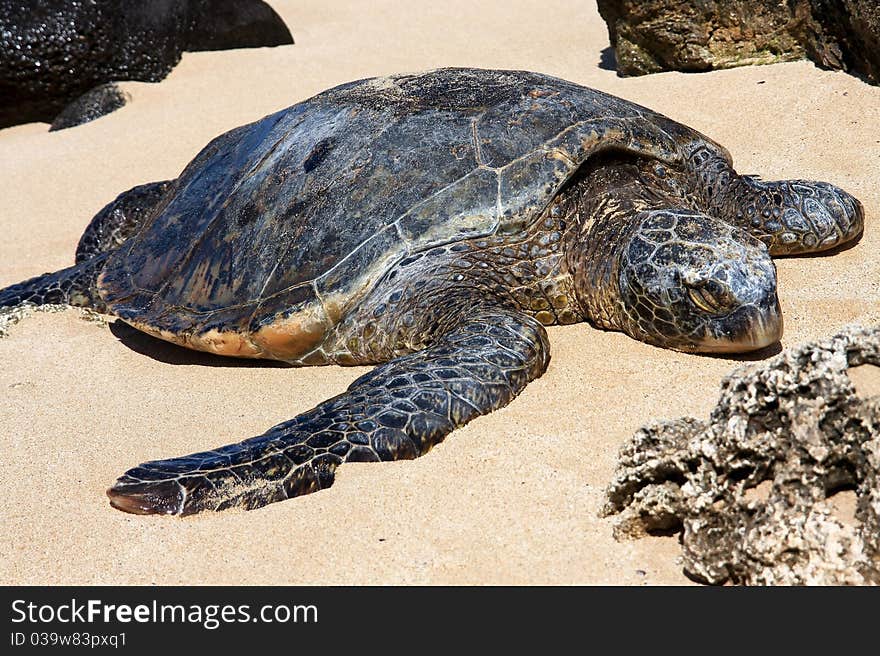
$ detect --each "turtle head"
[597,211,782,353]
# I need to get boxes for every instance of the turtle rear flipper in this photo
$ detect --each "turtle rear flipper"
[0,252,109,312]
[107,308,550,515]
[0,180,173,312]
[0,180,173,317]
[75,180,174,263]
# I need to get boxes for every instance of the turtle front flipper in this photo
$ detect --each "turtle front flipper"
[0,252,110,312]
[107,308,550,515]
[688,146,864,255]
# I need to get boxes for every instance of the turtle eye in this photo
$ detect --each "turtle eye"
[685,279,735,315]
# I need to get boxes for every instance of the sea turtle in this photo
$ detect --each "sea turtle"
[0,68,863,515]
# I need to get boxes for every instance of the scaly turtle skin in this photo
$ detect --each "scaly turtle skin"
[0,68,864,515]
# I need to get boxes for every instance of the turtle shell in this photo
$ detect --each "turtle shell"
[98,67,702,361]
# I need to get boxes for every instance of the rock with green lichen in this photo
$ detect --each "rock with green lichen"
[597,0,879,85]
[603,324,880,585]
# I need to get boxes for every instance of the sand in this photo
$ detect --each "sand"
[0,0,877,585]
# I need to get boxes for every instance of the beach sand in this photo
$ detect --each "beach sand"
[1,0,877,585]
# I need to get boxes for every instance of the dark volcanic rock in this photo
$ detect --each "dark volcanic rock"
[603,325,880,585]
[0,0,293,130]
[597,0,879,85]
[809,0,880,83]
[49,83,131,132]
[184,0,294,51]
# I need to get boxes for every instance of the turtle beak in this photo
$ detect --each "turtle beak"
[693,291,783,353]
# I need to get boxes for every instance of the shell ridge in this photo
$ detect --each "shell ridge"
[314,224,400,286]
[392,167,490,242]
[247,107,400,308]
[495,119,588,172]
[470,117,484,166]
[235,108,315,192]
[144,116,297,308]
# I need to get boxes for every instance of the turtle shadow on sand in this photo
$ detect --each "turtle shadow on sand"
[704,341,783,362]
[598,46,618,72]
[109,320,291,368]
[779,229,864,259]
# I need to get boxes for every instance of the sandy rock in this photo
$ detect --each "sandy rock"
[597,0,879,85]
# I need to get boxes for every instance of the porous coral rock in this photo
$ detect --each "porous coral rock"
[603,324,880,585]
